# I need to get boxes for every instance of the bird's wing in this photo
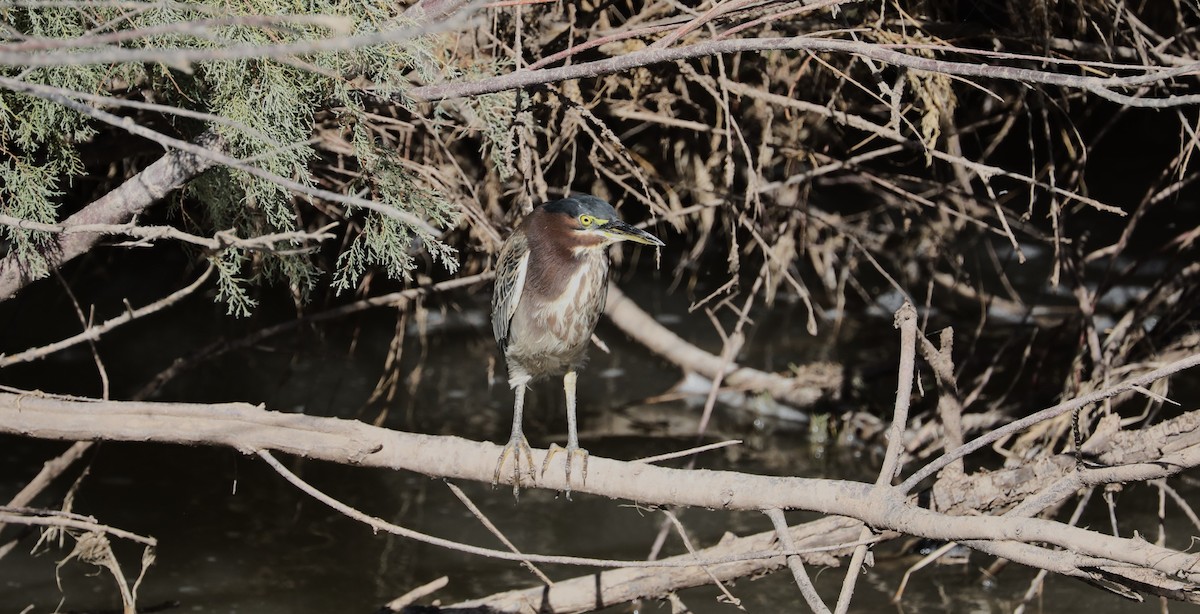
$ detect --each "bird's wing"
[492,233,530,351]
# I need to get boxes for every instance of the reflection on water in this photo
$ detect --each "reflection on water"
[0,268,1193,614]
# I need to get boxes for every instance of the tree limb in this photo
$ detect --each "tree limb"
[408,36,1200,108]
[604,284,840,408]
[0,133,218,301]
[2,388,1199,588]
[451,516,864,614]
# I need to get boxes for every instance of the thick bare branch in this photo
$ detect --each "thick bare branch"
[0,133,217,301]
[453,516,862,614]
[604,284,841,408]
[2,388,1199,585]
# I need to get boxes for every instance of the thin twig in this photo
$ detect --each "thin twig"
[632,439,742,464]
[0,265,214,368]
[252,450,867,570]
[0,214,337,252]
[411,35,1200,108]
[1013,489,1095,614]
[766,508,831,614]
[382,576,450,612]
[134,273,491,399]
[0,442,93,541]
[444,481,553,585]
[662,510,742,608]
[0,507,155,546]
[834,302,918,614]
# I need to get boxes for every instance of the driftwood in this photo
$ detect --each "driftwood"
[449,516,863,614]
[453,410,1200,612]
[3,343,1199,611]
[605,285,841,409]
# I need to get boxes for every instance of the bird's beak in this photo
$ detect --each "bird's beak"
[598,219,665,247]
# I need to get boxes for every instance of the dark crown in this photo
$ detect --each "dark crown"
[541,195,620,220]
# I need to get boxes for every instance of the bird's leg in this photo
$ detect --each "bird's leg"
[494,384,535,498]
[564,370,589,490]
[542,370,589,497]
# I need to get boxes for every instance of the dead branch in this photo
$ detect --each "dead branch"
[766,508,832,614]
[2,2,1199,611]
[410,36,1200,108]
[0,215,336,253]
[0,8,473,69]
[835,303,918,613]
[0,77,443,236]
[2,373,1200,596]
[0,132,217,301]
[604,284,841,408]
[727,78,1126,216]
[430,405,1200,612]
[0,441,93,555]
[899,352,1200,493]
[383,576,450,612]
[0,506,155,547]
[450,516,863,614]
[0,265,213,368]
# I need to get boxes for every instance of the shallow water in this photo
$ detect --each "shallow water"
[1,249,1196,613]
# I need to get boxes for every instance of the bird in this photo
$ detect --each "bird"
[491,194,664,497]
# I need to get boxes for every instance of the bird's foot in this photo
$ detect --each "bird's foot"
[493,434,536,499]
[541,443,589,499]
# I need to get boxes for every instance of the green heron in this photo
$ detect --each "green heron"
[492,194,664,496]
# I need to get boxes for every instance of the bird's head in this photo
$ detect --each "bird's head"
[540,195,665,250]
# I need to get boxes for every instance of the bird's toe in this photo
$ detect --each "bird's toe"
[495,435,536,499]
[543,443,589,498]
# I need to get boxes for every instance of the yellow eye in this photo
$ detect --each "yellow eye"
[579,214,594,226]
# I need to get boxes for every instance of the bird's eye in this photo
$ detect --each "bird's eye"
[579,214,594,226]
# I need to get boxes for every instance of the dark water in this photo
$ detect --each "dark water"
[1,248,1196,613]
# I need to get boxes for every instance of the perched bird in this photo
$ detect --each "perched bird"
[491,195,664,497]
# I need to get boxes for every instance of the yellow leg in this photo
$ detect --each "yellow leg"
[494,385,535,498]
[542,370,589,497]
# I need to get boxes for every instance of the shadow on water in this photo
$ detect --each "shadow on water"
[0,243,1195,614]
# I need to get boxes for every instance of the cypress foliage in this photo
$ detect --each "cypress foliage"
[0,1,469,312]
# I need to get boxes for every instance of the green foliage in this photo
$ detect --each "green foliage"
[0,159,65,279]
[420,60,517,179]
[332,126,458,293]
[0,0,466,313]
[209,248,257,318]
[472,91,519,178]
[0,4,142,277]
